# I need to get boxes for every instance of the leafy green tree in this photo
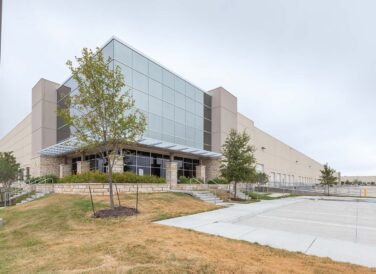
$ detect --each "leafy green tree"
[58,47,146,210]
[0,152,20,188]
[255,172,269,184]
[319,163,337,196]
[220,129,256,198]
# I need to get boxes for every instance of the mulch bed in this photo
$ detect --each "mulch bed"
[93,206,138,218]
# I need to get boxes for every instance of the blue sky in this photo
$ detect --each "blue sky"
[1,0,375,175]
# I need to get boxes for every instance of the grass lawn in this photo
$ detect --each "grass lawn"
[0,193,374,273]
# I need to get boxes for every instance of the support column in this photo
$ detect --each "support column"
[59,164,71,178]
[165,161,177,188]
[108,154,124,173]
[202,158,221,180]
[196,165,206,181]
[76,161,90,174]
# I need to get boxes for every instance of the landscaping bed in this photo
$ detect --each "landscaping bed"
[93,206,138,218]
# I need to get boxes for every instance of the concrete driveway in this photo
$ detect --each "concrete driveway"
[156,197,376,268]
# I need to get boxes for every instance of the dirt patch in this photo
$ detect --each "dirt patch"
[93,206,138,218]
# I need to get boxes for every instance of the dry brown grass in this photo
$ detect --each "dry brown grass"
[0,193,374,273]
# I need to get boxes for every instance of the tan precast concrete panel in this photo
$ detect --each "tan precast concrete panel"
[252,126,323,181]
[0,114,32,170]
[235,109,324,184]
[208,87,238,152]
[32,78,60,158]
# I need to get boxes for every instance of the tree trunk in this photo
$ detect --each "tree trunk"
[108,166,115,210]
[327,184,329,196]
[233,182,237,199]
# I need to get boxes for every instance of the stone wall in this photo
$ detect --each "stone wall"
[35,183,169,195]
[202,158,221,180]
[173,182,249,192]
[30,156,65,177]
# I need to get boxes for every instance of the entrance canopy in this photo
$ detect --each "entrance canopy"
[40,137,222,158]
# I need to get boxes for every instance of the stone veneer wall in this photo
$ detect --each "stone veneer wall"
[35,183,169,195]
[202,158,221,180]
[173,182,249,192]
[30,156,65,177]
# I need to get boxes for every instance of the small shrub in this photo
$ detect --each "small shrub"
[207,177,228,184]
[113,172,165,184]
[26,174,59,184]
[178,176,203,184]
[59,171,166,184]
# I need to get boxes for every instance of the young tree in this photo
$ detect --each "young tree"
[58,48,146,210]
[255,172,269,184]
[0,152,20,189]
[220,129,256,198]
[319,163,337,196]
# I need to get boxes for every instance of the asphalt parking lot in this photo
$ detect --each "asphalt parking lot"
[156,197,376,267]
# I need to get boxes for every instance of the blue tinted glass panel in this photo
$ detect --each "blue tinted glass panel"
[149,96,162,116]
[148,130,162,140]
[195,102,203,117]
[149,113,162,132]
[162,118,174,136]
[149,61,162,82]
[116,62,132,87]
[175,123,185,139]
[163,69,174,88]
[174,92,185,109]
[186,112,195,128]
[163,86,174,103]
[133,70,148,93]
[195,87,204,104]
[162,101,174,118]
[186,83,195,99]
[132,90,148,111]
[162,134,175,143]
[133,52,148,75]
[114,40,132,66]
[175,77,185,95]
[195,115,203,130]
[102,40,114,61]
[149,78,162,98]
[174,107,185,124]
[186,126,195,140]
[186,97,195,113]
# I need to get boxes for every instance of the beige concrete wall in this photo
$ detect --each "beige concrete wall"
[0,114,32,170]
[341,176,376,183]
[208,87,238,153]
[32,78,60,158]
[237,112,323,185]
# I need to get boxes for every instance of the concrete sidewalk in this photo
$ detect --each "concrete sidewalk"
[156,197,376,268]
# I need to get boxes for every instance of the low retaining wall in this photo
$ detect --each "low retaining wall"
[172,182,251,192]
[34,182,253,195]
[35,183,169,196]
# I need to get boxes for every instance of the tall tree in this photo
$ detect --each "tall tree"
[319,163,337,196]
[58,48,146,210]
[220,129,256,198]
[0,152,20,188]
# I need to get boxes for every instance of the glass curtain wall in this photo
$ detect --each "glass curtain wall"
[57,39,213,150]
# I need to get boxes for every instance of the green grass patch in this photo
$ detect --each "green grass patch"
[246,192,296,200]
